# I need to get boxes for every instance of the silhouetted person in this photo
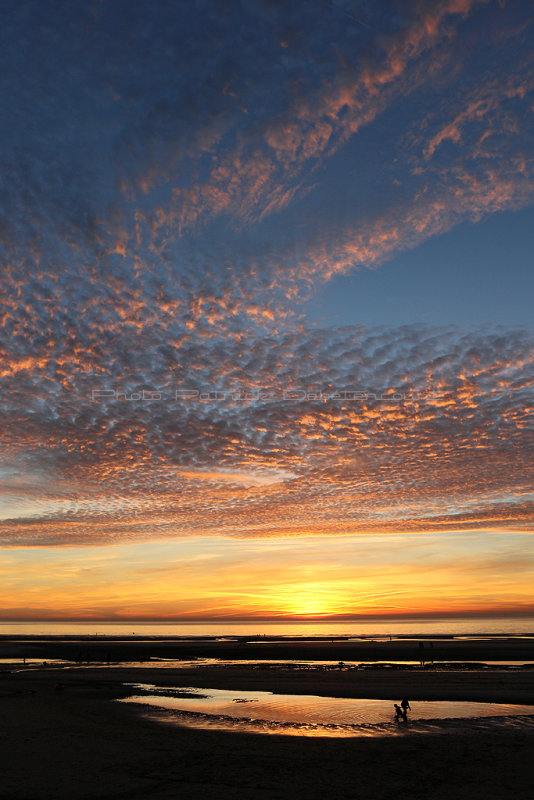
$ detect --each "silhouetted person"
[401,698,411,721]
[394,704,403,723]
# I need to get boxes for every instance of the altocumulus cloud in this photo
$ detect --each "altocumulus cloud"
[1,323,533,545]
[0,0,533,546]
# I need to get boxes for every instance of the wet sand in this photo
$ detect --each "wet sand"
[3,634,534,664]
[1,663,534,799]
[113,661,534,703]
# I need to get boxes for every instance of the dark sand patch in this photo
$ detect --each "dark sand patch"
[1,665,534,799]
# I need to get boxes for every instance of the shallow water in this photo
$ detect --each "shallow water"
[10,656,534,674]
[33,656,534,675]
[3,618,534,636]
[119,684,534,737]
[0,658,69,666]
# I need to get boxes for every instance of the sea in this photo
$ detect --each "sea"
[1,617,534,637]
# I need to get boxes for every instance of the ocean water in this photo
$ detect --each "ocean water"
[1,617,534,637]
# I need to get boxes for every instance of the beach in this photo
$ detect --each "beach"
[2,651,534,799]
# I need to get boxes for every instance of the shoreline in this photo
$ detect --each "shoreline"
[4,659,534,704]
[3,634,534,665]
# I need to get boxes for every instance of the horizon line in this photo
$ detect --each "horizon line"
[3,611,534,624]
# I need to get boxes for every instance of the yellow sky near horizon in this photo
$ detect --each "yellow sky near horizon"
[2,532,534,621]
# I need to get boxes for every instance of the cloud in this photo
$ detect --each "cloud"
[0,321,533,545]
[176,469,297,487]
[1,0,533,550]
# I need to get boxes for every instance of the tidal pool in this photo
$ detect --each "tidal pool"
[119,684,534,737]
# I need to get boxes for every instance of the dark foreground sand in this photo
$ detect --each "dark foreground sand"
[1,663,534,800]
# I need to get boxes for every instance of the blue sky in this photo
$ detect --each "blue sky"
[306,205,534,328]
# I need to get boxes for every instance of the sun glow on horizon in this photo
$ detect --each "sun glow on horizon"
[1,533,533,621]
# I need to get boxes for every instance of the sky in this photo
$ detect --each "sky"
[1,0,533,621]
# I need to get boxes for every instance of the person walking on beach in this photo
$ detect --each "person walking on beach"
[394,704,404,723]
[400,698,411,722]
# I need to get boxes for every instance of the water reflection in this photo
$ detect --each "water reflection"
[3,619,534,636]
[119,684,534,737]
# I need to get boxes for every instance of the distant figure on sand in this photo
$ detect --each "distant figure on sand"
[401,698,411,721]
[394,704,404,723]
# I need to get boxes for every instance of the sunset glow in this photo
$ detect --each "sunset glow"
[1,0,533,622]
[1,532,534,621]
